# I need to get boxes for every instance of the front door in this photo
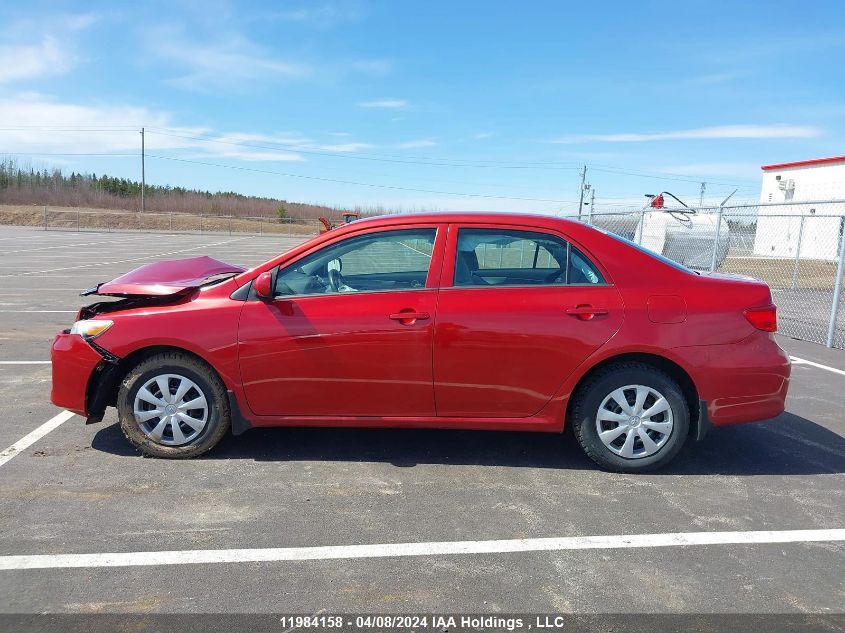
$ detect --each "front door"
[434,225,623,418]
[238,226,442,417]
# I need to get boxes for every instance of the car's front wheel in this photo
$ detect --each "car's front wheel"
[570,362,690,472]
[117,351,230,458]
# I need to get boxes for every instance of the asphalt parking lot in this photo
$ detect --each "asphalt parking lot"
[0,226,842,620]
[772,287,845,349]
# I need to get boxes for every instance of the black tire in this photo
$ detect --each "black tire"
[570,362,689,473]
[117,351,230,459]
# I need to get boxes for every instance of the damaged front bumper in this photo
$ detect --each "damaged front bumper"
[51,333,120,422]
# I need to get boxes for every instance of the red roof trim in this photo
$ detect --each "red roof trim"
[762,155,845,171]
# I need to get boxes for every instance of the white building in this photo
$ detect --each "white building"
[754,156,845,260]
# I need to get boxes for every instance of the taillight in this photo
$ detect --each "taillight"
[744,305,777,332]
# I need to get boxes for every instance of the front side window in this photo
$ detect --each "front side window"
[275,228,437,296]
[454,228,604,287]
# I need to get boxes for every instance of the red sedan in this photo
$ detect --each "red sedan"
[51,213,790,472]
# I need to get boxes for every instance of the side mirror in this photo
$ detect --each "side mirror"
[253,271,273,299]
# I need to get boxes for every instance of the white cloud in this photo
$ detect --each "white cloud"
[262,4,363,26]
[271,5,342,22]
[0,94,305,162]
[144,24,388,90]
[213,132,311,146]
[358,99,408,109]
[396,139,436,149]
[0,93,185,153]
[0,13,97,84]
[368,197,562,215]
[198,133,308,161]
[314,143,374,152]
[472,132,494,140]
[654,162,762,177]
[687,72,738,85]
[0,94,390,162]
[64,14,99,31]
[0,37,71,84]
[206,132,374,156]
[206,149,305,162]
[347,59,393,75]
[549,124,822,143]
[146,27,310,91]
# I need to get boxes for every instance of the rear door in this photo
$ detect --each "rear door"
[434,224,623,418]
[238,225,445,417]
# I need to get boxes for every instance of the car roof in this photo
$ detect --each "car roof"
[343,211,581,229]
[235,209,687,290]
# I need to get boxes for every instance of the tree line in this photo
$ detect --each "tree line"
[0,158,344,220]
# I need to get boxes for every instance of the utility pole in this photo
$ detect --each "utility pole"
[588,187,595,225]
[577,165,587,220]
[699,181,706,208]
[140,127,146,213]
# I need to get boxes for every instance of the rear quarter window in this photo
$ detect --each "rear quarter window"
[604,232,698,275]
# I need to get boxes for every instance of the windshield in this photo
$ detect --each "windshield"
[603,231,698,275]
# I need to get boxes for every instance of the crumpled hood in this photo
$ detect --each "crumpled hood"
[83,256,246,297]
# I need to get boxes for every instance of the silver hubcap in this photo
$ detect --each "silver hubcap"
[595,384,674,459]
[133,373,209,446]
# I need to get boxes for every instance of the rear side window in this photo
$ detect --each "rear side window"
[454,228,604,287]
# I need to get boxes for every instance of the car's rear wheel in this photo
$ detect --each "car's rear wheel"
[570,362,689,472]
[117,351,230,458]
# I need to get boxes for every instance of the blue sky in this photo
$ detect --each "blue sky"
[1,0,844,213]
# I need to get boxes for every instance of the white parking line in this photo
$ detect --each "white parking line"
[0,361,51,365]
[0,236,251,277]
[0,237,144,254]
[0,528,842,571]
[790,356,845,377]
[0,410,75,468]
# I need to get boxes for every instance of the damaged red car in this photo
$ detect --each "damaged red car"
[51,213,790,472]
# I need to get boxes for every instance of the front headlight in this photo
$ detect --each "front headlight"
[69,319,114,338]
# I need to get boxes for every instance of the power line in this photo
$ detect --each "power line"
[145,129,583,170]
[0,126,139,132]
[145,154,582,204]
[1,127,769,207]
[588,165,759,189]
[2,149,577,197]
[0,152,749,208]
[1,126,764,187]
[0,149,567,192]
[146,127,584,167]
[5,125,581,169]
[0,152,137,157]
[3,149,744,209]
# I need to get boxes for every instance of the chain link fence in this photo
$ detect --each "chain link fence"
[3,201,845,348]
[0,205,323,237]
[583,200,845,349]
